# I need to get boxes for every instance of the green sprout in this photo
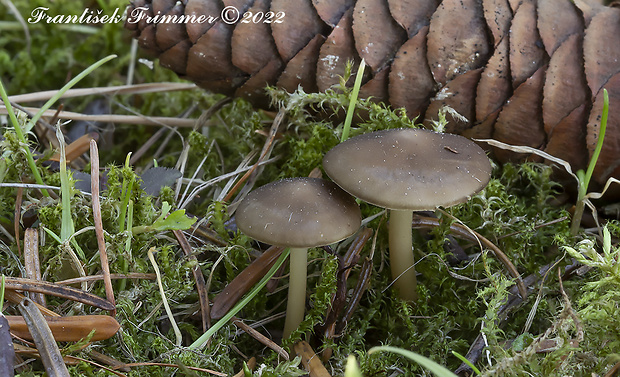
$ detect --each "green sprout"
[131,201,196,235]
[56,124,75,243]
[344,355,363,377]
[118,153,135,233]
[571,89,609,235]
[452,351,481,375]
[341,59,366,142]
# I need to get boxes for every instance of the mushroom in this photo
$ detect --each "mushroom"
[322,128,492,301]
[235,177,362,338]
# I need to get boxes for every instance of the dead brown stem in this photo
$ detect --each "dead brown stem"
[90,140,116,316]
[173,229,211,331]
[23,228,46,306]
[232,316,289,360]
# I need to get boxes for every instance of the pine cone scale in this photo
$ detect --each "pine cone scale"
[536,0,584,56]
[583,8,620,96]
[426,0,490,85]
[231,0,279,74]
[509,1,547,88]
[388,26,435,118]
[475,37,511,123]
[493,66,547,161]
[388,0,440,38]
[184,1,220,43]
[482,0,512,46]
[312,0,356,27]
[317,8,358,91]
[277,34,325,93]
[270,0,328,62]
[542,33,588,133]
[352,0,407,73]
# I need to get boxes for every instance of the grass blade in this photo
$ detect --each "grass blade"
[25,55,117,132]
[369,346,457,377]
[189,248,290,350]
[341,59,366,142]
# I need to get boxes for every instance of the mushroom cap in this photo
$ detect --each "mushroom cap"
[322,128,492,211]
[235,177,362,248]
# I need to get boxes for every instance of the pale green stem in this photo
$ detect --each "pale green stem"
[147,247,182,346]
[56,125,74,242]
[389,209,418,301]
[283,247,308,338]
[118,153,133,233]
[341,59,366,142]
[570,89,608,235]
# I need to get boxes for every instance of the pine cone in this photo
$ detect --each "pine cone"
[125,0,620,189]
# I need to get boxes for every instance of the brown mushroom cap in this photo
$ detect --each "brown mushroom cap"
[235,177,362,248]
[322,128,492,210]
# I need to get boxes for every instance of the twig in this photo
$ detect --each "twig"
[65,355,128,377]
[4,290,59,317]
[177,155,279,209]
[55,273,156,286]
[556,267,583,343]
[14,187,23,256]
[222,108,286,203]
[129,126,168,165]
[336,257,373,335]
[8,83,197,103]
[90,140,116,316]
[112,362,225,376]
[0,183,60,190]
[23,229,45,306]
[49,132,98,163]
[0,106,197,127]
[173,229,211,331]
[232,316,289,360]
[87,350,130,373]
[321,228,373,338]
[3,277,115,311]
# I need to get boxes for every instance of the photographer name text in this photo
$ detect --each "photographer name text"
[27,6,285,25]
[28,7,124,24]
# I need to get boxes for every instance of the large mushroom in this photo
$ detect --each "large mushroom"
[235,177,362,338]
[323,128,492,301]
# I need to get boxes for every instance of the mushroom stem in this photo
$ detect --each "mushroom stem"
[388,209,418,301]
[283,247,308,338]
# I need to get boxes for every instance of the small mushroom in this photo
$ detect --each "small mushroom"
[235,177,362,338]
[323,128,491,301]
